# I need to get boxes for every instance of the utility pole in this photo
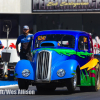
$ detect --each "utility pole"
[6,26,9,52]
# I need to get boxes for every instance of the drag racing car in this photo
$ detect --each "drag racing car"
[15,30,100,93]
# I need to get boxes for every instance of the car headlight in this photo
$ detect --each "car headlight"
[22,69,30,77]
[57,69,65,77]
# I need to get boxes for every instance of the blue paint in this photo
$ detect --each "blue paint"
[51,59,79,80]
[0,81,18,86]
[15,60,35,80]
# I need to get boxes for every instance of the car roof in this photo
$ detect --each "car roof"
[34,30,90,37]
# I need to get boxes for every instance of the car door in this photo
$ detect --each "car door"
[89,36,94,59]
[76,35,90,67]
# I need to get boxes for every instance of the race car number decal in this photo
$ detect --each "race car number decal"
[38,36,46,40]
[83,37,87,43]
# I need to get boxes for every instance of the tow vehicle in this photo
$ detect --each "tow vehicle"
[15,30,100,92]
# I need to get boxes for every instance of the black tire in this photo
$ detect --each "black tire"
[0,70,3,78]
[67,72,77,93]
[36,85,56,93]
[18,78,29,90]
[91,63,100,92]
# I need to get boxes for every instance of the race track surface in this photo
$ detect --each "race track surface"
[0,86,100,100]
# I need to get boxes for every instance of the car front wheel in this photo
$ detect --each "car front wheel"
[67,72,77,93]
[18,78,29,90]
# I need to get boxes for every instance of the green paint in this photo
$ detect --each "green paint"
[90,69,96,86]
[80,69,91,86]
[73,70,76,72]
[91,77,95,86]
[79,69,96,86]
[32,48,93,58]
[32,50,37,55]
[91,70,96,74]
[76,51,92,58]
[71,73,75,75]
[14,73,18,76]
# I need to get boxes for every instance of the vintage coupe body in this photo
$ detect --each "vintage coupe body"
[15,30,100,92]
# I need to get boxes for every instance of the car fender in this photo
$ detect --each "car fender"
[51,59,79,80]
[15,60,35,80]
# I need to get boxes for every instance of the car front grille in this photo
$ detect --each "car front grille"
[36,50,51,81]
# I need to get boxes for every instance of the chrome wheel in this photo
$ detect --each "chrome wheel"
[67,72,77,93]
[91,64,100,92]
[73,73,77,88]
[97,69,99,88]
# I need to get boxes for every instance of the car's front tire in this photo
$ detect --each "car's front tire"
[18,78,29,90]
[67,72,77,93]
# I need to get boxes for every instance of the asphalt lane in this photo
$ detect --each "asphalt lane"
[0,86,100,100]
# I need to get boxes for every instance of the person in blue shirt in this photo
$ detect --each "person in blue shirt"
[16,25,34,61]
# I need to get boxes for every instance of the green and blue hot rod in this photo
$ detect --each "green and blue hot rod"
[15,30,100,92]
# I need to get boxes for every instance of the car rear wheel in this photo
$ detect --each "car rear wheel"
[67,72,77,93]
[91,64,100,91]
[18,78,29,90]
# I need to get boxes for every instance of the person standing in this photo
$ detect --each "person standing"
[16,25,34,61]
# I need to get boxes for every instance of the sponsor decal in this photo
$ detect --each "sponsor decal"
[83,37,87,43]
[33,0,100,12]
[38,36,46,40]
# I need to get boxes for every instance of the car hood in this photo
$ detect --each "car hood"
[33,48,76,64]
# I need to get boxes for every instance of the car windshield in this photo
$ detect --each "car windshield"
[34,34,75,49]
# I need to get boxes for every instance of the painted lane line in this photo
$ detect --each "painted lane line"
[0,84,18,88]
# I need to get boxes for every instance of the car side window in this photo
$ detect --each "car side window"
[78,36,89,51]
[61,35,75,48]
